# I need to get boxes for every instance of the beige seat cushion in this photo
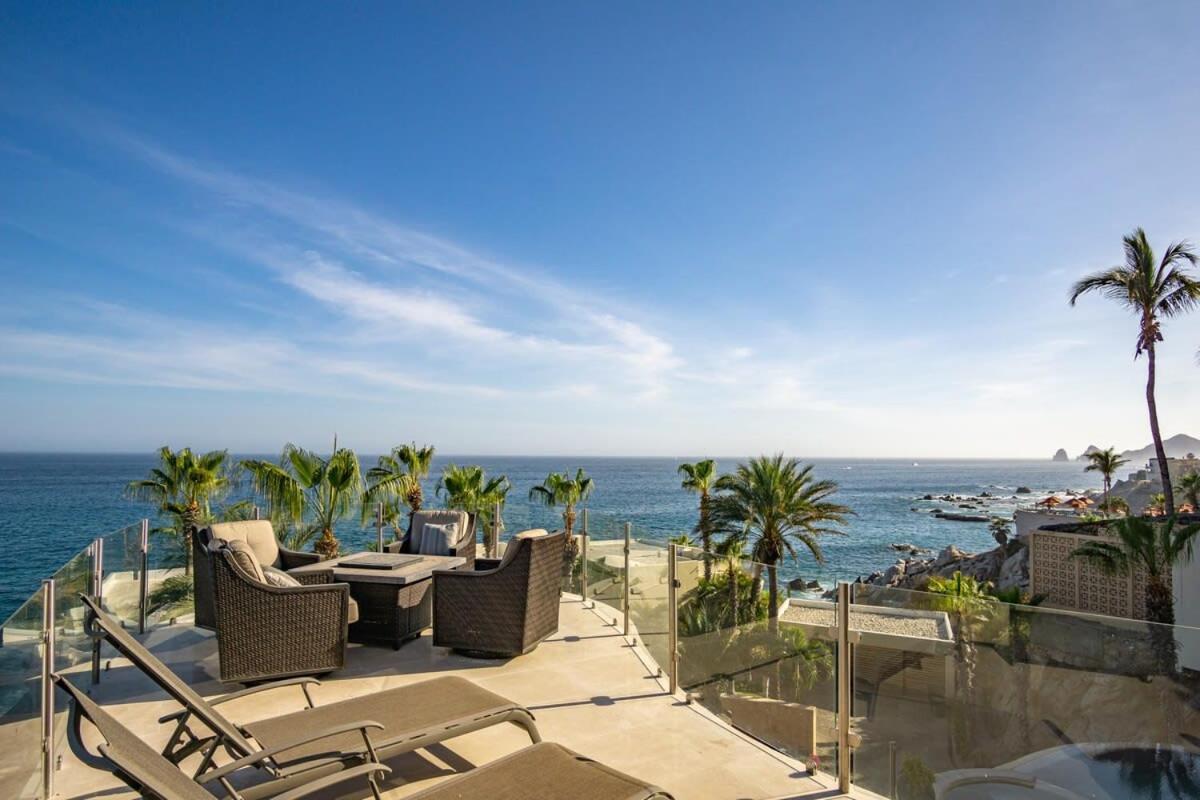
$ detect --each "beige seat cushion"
[209,520,281,568]
[515,528,550,540]
[346,597,359,625]
[225,540,266,584]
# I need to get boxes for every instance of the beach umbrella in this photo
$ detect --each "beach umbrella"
[1036,496,1063,508]
[1066,497,1093,510]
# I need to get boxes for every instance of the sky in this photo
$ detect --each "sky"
[1,2,1199,458]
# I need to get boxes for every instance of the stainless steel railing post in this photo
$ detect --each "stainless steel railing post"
[138,519,149,634]
[667,543,679,695]
[253,504,261,521]
[623,522,631,638]
[41,578,55,800]
[580,509,589,607]
[90,537,103,685]
[889,740,898,799]
[376,502,384,552]
[837,581,852,794]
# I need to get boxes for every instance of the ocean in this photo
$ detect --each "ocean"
[0,453,1103,620]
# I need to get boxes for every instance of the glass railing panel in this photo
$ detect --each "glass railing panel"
[849,583,1200,800]
[144,528,194,630]
[98,523,144,629]
[624,533,671,673]
[0,590,45,800]
[50,545,92,676]
[579,513,627,614]
[674,545,841,779]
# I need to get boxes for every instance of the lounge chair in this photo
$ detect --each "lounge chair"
[53,673,390,800]
[80,595,541,798]
[403,742,673,800]
[385,509,477,568]
[194,520,326,630]
[433,530,565,657]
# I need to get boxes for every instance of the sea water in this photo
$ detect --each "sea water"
[0,453,1103,619]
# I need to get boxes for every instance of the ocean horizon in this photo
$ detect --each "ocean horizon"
[0,452,1105,620]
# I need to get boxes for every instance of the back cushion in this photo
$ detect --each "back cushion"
[515,528,549,540]
[419,522,458,555]
[208,520,281,567]
[225,540,267,584]
[262,566,301,588]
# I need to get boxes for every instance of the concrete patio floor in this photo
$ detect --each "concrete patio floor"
[54,597,864,799]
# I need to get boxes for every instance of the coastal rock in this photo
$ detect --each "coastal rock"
[934,545,968,568]
[1053,448,1069,462]
[1015,486,1033,494]
[860,540,1031,593]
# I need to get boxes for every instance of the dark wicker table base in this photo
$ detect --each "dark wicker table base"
[347,578,434,649]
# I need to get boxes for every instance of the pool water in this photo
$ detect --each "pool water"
[1014,745,1200,800]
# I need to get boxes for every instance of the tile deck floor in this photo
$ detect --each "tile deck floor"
[54,597,868,799]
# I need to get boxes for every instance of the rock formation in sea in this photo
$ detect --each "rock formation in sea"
[859,539,1030,594]
[1052,448,1069,462]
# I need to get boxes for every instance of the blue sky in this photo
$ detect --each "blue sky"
[2,2,1199,457]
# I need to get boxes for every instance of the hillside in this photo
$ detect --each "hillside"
[1117,433,1200,464]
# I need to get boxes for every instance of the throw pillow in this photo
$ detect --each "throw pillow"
[262,566,301,588]
[225,540,266,583]
[419,522,458,555]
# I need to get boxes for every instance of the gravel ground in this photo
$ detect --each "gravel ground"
[780,604,948,640]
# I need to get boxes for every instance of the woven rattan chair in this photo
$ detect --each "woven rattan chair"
[385,509,477,568]
[194,521,324,631]
[433,530,566,657]
[210,545,352,683]
[80,595,541,794]
[53,673,390,800]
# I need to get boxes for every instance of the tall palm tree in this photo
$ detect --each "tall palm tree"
[1176,471,1200,509]
[678,459,718,580]
[1070,229,1200,515]
[1084,447,1129,513]
[241,444,363,559]
[927,571,994,766]
[362,452,420,536]
[710,455,851,620]
[528,469,595,536]
[436,463,511,539]
[714,534,749,627]
[396,443,435,513]
[126,446,231,574]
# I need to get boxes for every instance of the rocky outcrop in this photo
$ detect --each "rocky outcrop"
[859,540,1029,593]
[1052,448,1069,462]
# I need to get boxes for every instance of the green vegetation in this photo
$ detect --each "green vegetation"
[1070,228,1200,516]
[710,455,850,619]
[528,469,594,537]
[677,459,717,580]
[362,443,435,535]
[1176,471,1200,509]
[436,463,510,550]
[146,574,193,619]
[1084,447,1128,514]
[125,446,232,574]
[240,444,363,558]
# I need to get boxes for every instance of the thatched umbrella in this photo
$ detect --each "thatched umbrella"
[1036,496,1063,508]
[1066,496,1094,511]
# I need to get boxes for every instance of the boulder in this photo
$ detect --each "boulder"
[1016,486,1032,494]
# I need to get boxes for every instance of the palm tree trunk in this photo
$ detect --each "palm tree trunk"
[728,561,739,626]
[1146,577,1177,676]
[699,493,712,582]
[182,500,202,576]
[1146,344,1176,515]
[750,564,762,616]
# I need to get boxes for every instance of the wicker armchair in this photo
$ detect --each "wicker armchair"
[193,520,323,631]
[210,546,352,683]
[385,509,477,568]
[432,530,565,657]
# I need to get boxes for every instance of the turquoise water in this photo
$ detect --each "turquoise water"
[0,453,1102,620]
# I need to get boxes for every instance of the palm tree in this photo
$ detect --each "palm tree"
[1070,229,1200,515]
[241,444,363,559]
[927,571,994,765]
[710,455,850,620]
[1084,447,1129,514]
[678,459,718,580]
[126,447,231,574]
[436,464,510,551]
[363,452,420,536]
[1176,471,1200,509]
[714,534,749,627]
[528,469,595,536]
[1100,495,1130,517]
[1147,492,1168,516]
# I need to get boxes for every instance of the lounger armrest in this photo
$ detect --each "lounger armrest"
[210,677,320,709]
[473,558,503,571]
[268,763,393,800]
[198,721,384,783]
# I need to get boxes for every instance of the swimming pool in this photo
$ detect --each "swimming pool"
[935,744,1200,800]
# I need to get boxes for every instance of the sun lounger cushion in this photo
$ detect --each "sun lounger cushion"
[243,676,523,768]
[418,522,458,555]
[403,742,672,800]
